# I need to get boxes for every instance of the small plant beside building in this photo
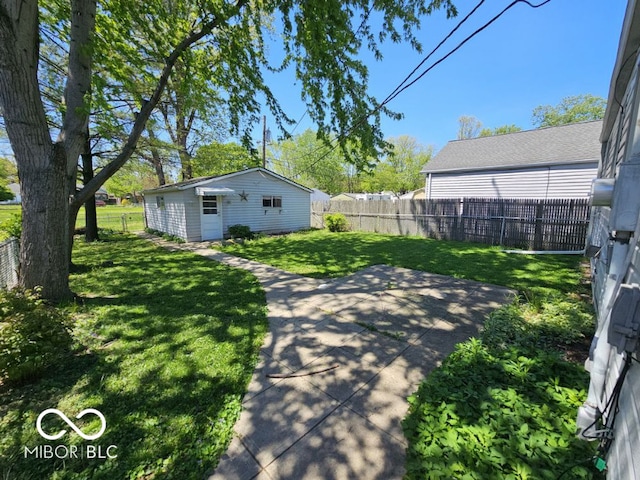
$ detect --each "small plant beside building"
[324,213,349,232]
[228,224,253,239]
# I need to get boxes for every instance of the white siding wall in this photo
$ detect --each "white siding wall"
[590,38,640,479]
[143,191,188,240]
[427,163,598,199]
[213,170,310,235]
[182,190,202,242]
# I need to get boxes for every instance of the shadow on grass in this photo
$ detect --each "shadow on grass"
[219,230,583,293]
[0,234,268,480]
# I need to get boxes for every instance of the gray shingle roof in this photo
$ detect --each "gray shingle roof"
[143,167,313,194]
[421,120,602,174]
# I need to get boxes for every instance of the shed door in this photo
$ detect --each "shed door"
[200,195,223,240]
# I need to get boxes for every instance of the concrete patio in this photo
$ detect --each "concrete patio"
[144,236,515,479]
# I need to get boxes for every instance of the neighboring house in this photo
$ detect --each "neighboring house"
[143,168,312,241]
[0,183,20,204]
[399,188,426,200]
[331,192,394,201]
[310,188,331,203]
[577,2,640,478]
[421,121,601,200]
[331,193,359,201]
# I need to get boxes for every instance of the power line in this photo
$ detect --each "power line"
[292,0,553,178]
[382,0,552,106]
[380,0,486,108]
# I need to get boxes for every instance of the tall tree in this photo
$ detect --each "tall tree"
[457,115,482,139]
[104,158,157,200]
[532,94,606,128]
[157,47,228,181]
[270,129,349,194]
[191,141,259,178]
[478,124,522,137]
[0,0,457,301]
[360,135,432,194]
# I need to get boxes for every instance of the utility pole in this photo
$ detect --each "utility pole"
[262,115,267,168]
[262,115,271,168]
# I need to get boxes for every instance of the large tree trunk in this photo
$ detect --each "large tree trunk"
[0,0,95,301]
[2,0,230,301]
[19,145,73,300]
[146,126,167,186]
[82,135,99,242]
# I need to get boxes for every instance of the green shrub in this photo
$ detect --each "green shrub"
[0,288,73,383]
[160,232,185,243]
[0,212,22,240]
[324,213,348,232]
[228,224,253,239]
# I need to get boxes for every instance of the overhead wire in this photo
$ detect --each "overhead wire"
[283,0,489,177]
[291,0,553,178]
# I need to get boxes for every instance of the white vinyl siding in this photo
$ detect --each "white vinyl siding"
[217,170,310,234]
[143,169,311,242]
[589,16,640,477]
[427,163,598,200]
[144,191,191,241]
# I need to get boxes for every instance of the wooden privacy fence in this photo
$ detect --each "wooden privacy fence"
[312,198,591,251]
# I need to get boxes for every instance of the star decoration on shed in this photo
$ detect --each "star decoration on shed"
[239,190,249,201]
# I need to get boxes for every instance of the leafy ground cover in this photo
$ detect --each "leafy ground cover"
[217,229,583,293]
[403,296,600,479]
[0,233,268,479]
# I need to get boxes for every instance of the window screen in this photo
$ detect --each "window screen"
[202,195,218,214]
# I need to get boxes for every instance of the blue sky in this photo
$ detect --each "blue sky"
[258,0,628,153]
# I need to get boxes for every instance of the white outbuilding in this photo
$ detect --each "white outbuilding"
[143,168,312,241]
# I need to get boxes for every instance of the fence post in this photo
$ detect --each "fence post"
[121,214,127,232]
[457,198,465,241]
[533,201,544,250]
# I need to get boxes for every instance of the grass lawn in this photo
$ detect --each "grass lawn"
[0,233,268,479]
[217,229,584,294]
[76,205,145,232]
[0,205,145,237]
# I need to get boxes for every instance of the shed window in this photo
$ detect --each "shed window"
[262,196,282,208]
[156,196,165,208]
[202,195,218,214]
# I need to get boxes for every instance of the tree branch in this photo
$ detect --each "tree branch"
[60,0,96,177]
[74,1,249,206]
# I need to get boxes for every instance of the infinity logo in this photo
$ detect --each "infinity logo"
[36,409,106,441]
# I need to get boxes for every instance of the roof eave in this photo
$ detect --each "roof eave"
[601,0,640,143]
[142,167,313,194]
[422,157,600,175]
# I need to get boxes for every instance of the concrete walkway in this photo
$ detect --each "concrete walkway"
[144,236,515,479]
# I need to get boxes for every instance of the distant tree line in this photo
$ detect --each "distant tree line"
[456,94,606,140]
